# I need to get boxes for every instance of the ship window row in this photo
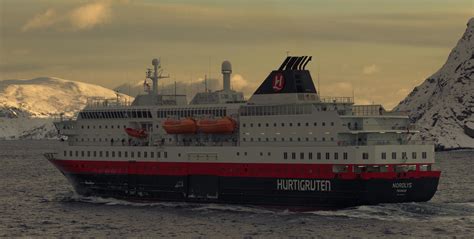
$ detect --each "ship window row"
[240,104,314,117]
[283,152,348,160]
[242,121,334,128]
[242,137,334,142]
[157,108,226,118]
[80,125,128,130]
[381,152,428,160]
[65,150,168,159]
[79,110,152,119]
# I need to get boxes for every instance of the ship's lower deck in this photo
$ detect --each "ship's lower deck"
[48,159,440,208]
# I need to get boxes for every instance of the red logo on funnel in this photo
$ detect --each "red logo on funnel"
[272,73,285,92]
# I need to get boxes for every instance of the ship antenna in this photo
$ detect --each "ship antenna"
[204,74,208,93]
[352,84,355,103]
[318,63,321,96]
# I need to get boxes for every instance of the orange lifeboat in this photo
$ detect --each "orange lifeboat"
[197,116,236,134]
[125,128,148,138]
[162,118,197,134]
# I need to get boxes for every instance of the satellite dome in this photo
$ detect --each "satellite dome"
[152,58,159,66]
[221,60,232,73]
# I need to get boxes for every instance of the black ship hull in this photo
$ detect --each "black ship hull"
[61,171,439,209]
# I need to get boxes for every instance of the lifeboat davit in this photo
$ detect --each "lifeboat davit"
[162,118,197,134]
[125,128,148,138]
[197,116,236,134]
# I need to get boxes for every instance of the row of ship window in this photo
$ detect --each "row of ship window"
[157,108,227,118]
[242,122,335,128]
[381,152,427,160]
[239,104,313,116]
[64,149,428,161]
[65,150,168,159]
[79,110,152,119]
[242,137,334,142]
[283,152,349,160]
[78,125,160,130]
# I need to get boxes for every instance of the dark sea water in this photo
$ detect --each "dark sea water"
[1,140,473,238]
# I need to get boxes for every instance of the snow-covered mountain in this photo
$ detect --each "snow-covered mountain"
[0,77,132,139]
[395,18,473,150]
[0,77,132,118]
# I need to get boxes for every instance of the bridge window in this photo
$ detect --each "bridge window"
[381,152,386,160]
[144,152,148,158]
[392,152,397,159]
[300,152,304,160]
[284,152,288,160]
[317,152,321,160]
[309,152,313,160]
[291,152,296,160]
[343,152,348,160]
[412,152,417,159]
[422,152,427,159]
[164,152,167,158]
[334,153,339,160]
[325,153,330,160]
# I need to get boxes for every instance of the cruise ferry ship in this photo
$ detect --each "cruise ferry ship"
[45,56,440,208]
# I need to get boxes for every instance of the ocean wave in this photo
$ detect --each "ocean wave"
[307,202,474,222]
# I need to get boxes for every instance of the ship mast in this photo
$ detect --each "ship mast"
[146,58,169,95]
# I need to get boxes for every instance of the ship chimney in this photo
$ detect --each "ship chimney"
[221,60,232,91]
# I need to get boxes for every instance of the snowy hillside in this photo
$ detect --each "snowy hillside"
[0,77,132,118]
[0,77,133,139]
[395,18,474,150]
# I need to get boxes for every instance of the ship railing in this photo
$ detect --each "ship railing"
[85,97,132,108]
[338,140,434,146]
[346,124,418,131]
[351,104,409,116]
[319,96,354,104]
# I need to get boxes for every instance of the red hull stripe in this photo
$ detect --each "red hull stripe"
[50,159,441,180]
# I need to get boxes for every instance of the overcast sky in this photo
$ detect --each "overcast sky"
[0,0,472,109]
